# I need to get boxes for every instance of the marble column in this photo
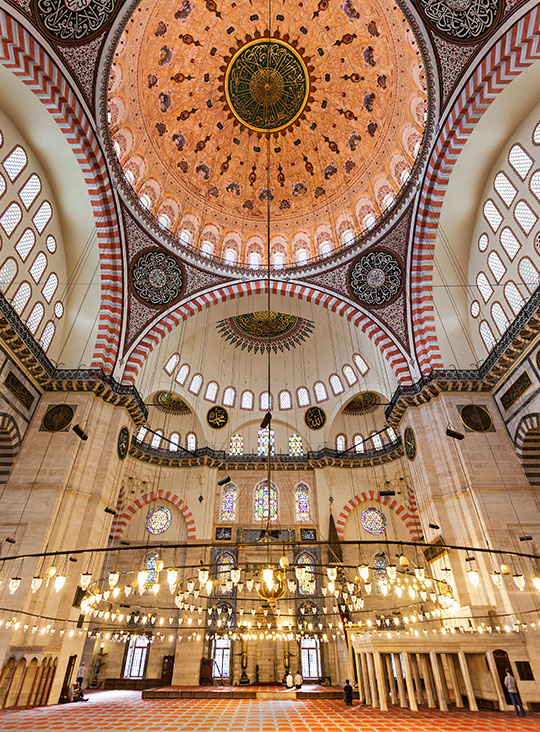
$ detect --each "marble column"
[366,652,378,708]
[401,652,418,711]
[374,652,388,711]
[444,653,464,707]
[437,654,451,705]
[458,651,478,712]
[419,653,436,708]
[485,651,506,712]
[394,653,408,708]
[355,653,365,704]
[385,653,398,705]
[411,653,423,705]
[360,653,370,705]
[429,651,448,711]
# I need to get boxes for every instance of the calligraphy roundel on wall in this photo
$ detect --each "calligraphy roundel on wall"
[130,249,184,308]
[403,426,417,461]
[41,404,75,432]
[117,426,130,460]
[349,250,402,307]
[459,404,493,433]
[207,405,229,429]
[34,0,122,45]
[304,406,326,430]
[415,0,503,44]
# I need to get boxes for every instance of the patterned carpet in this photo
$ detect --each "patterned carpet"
[0,690,536,731]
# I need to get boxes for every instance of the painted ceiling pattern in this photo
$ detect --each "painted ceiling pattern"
[216,310,314,353]
[107,0,427,267]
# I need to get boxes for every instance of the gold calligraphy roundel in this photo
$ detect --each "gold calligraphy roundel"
[459,404,493,433]
[42,404,75,432]
[304,406,326,430]
[207,405,229,429]
[225,38,310,133]
[403,427,417,461]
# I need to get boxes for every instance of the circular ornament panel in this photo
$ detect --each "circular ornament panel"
[42,404,75,432]
[155,391,191,414]
[145,506,172,534]
[415,0,502,44]
[34,0,121,44]
[207,405,229,429]
[343,391,378,414]
[117,426,130,459]
[130,250,184,308]
[360,507,387,535]
[403,426,417,461]
[349,250,402,307]
[459,404,493,432]
[304,406,326,430]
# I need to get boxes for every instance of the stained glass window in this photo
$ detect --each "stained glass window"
[289,434,303,456]
[216,552,234,594]
[373,552,388,593]
[257,427,275,456]
[360,507,387,535]
[254,481,278,521]
[145,506,171,534]
[142,551,160,593]
[295,483,310,521]
[228,433,243,455]
[220,483,237,522]
[297,552,315,595]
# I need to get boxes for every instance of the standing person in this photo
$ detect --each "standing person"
[285,672,294,689]
[344,679,353,706]
[294,670,303,689]
[504,668,525,716]
[76,662,85,689]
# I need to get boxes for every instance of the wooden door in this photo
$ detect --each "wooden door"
[58,655,77,704]
[161,656,174,686]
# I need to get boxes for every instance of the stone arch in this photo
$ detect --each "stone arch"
[0,10,123,374]
[0,657,15,707]
[110,489,196,540]
[0,413,20,483]
[122,280,412,385]
[335,489,422,541]
[17,657,38,707]
[514,413,540,485]
[3,657,25,708]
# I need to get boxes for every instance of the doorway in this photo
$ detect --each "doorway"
[493,649,511,704]
[301,638,321,681]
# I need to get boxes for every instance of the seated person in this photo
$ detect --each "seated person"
[72,683,89,702]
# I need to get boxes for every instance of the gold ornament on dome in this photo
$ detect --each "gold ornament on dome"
[343,391,378,414]
[217,311,314,354]
[155,391,191,414]
[304,406,326,430]
[235,311,297,338]
[256,569,286,607]
[207,405,229,429]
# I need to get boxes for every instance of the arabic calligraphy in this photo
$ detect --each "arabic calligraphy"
[225,38,309,132]
[35,0,119,43]
[304,406,326,430]
[349,250,402,306]
[207,405,229,429]
[416,0,501,42]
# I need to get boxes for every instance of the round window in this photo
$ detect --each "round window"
[360,507,387,535]
[145,506,172,534]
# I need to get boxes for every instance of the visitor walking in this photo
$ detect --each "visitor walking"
[344,679,353,706]
[294,671,303,689]
[504,669,525,716]
[76,662,85,688]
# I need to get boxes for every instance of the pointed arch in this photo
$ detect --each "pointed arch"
[109,489,196,539]
[335,489,422,541]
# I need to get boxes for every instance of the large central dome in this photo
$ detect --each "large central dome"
[107,0,428,268]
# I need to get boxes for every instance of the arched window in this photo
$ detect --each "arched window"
[297,552,315,594]
[519,256,540,293]
[205,381,218,402]
[228,433,243,455]
[254,480,278,521]
[336,434,346,452]
[329,374,344,395]
[297,387,310,407]
[257,427,274,456]
[289,434,303,456]
[363,213,376,229]
[354,434,364,453]
[249,252,260,269]
[240,390,253,409]
[487,251,506,283]
[158,213,171,229]
[514,200,537,235]
[343,364,357,385]
[29,252,47,283]
[1,201,22,236]
[0,258,17,292]
[500,227,521,260]
[493,172,517,207]
[295,483,310,521]
[353,354,369,375]
[341,230,355,246]
[320,242,331,257]
[216,552,234,594]
[223,387,235,407]
[125,170,134,185]
[477,272,493,303]
[483,199,502,232]
[164,353,180,375]
[279,390,292,410]
[178,229,191,245]
[504,281,526,315]
[41,273,58,303]
[480,320,497,352]
[491,302,510,335]
[15,229,35,261]
[46,235,57,253]
[151,430,162,449]
[54,301,63,318]
[19,174,41,210]
[139,194,151,209]
[136,426,147,442]
[260,391,272,410]
[189,373,203,394]
[224,248,236,264]
[296,248,308,265]
[382,193,395,210]
[32,201,52,234]
[508,144,533,179]
[12,282,31,314]
[314,381,328,402]
[220,484,238,521]
[3,146,27,181]
[176,363,189,385]
[201,241,213,256]
[371,432,383,450]
[39,320,55,351]
[273,252,284,269]
[169,433,180,452]
[530,171,540,202]
[26,302,44,334]
[186,432,197,451]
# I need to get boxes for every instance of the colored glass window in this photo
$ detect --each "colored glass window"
[254,481,277,521]
[295,483,310,521]
[360,507,387,535]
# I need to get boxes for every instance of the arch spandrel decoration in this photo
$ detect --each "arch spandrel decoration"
[109,489,196,540]
[335,489,422,541]
[514,412,540,486]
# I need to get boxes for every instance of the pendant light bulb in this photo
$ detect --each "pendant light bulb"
[231,568,241,585]
[358,565,370,582]
[387,565,397,581]
[364,582,372,595]
[512,574,525,591]
[8,577,21,594]
[80,572,92,590]
[108,571,120,589]
[532,576,540,592]
[246,578,254,591]
[205,579,213,595]
[198,568,209,584]
[490,571,503,587]
[167,568,179,587]
[54,574,67,592]
[326,567,337,582]
[152,583,160,595]
[279,556,289,570]
[295,566,305,582]
[263,567,274,591]
[327,581,335,594]
[186,579,195,593]
[31,576,43,593]
[414,567,425,582]
[500,563,511,575]
[138,569,149,587]
[466,568,479,587]
[46,566,57,579]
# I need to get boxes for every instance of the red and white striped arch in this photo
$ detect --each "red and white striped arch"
[411,5,540,375]
[110,489,196,540]
[0,10,123,373]
[335,489,423,541]
[122,279,412,384]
